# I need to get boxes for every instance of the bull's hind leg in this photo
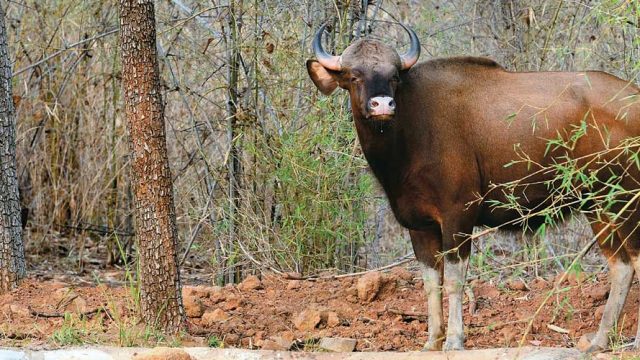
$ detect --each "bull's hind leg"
[615,209,640,349]
[587,221,634,352]
[410,228,445,351]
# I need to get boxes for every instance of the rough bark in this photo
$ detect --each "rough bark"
[119,0,184,332]
[0,5,25,293]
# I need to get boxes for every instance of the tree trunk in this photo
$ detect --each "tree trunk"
[119,0,184,332]
[224,0,243,285]
[0,5,25,293]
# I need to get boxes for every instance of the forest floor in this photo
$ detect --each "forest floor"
[1,264,639,354]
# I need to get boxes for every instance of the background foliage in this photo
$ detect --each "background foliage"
[6,0,640,283]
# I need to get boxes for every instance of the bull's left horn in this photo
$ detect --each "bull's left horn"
[313,24,342,71]
[399,24,420,70]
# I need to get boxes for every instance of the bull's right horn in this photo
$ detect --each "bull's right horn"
[312,24,342,71]
[399,24,421,70]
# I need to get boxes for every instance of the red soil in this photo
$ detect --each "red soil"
[0,268,636,351]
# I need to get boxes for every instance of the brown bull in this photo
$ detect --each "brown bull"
[307,24,640,352]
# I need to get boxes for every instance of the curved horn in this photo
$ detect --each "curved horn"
[399,24,420,70]
[313,24,342,71]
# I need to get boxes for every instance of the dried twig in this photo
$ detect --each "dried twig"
[14,28,119,76]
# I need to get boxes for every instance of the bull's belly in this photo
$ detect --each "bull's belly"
[475,193,576,230]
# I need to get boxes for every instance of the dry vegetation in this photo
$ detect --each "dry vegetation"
[6,0,640,285]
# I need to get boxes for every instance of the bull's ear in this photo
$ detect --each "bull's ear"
[306,60,339,95]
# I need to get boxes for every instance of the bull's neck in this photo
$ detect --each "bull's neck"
[353,115,404,191]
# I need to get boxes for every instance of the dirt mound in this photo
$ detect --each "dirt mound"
[1,270,638,351]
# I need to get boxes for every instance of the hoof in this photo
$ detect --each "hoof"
[422,341,443,351]
[577,332,605,353]
[443,338,464,351]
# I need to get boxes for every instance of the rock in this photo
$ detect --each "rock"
[262,331,295,350]
[378,273,397,299]
[318,337,357,352]
[67,296,89,314]
[323,311,341,328]
[506,279,528,291]
[293,309,322,331]
[476,285,501,299]
[286,280,301,290]
[9,304,30,317]
[208,286,225,303]
[224,333,240,346]
[594,304,606,319]
[135,347,192,360]
[261,337,291,351]
[585,286,608,302]
[391,267,414,282]
[238,275,263,291]
[183,295,204,318]
[357,272,382,302]
[345,286,357,297]
[576,332,595,352]
[531,278,548,291]
[223,295,243,311]
[201,309,229,326]
[284,272,304,280]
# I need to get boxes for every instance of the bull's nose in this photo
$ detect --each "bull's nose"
[368,96,396,116]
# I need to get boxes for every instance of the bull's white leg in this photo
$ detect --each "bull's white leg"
[629,255,640,349]
[420,264,444,350]
[443,256,469,351]
[588,259,633,352]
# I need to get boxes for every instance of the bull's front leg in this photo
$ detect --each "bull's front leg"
[441,217,473,351]
[443,253,469,350]
[409,229,444,351]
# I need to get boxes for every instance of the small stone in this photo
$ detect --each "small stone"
[595,304,606,319]
[238,275,262,291]
[224,333,240,346]
[261,338,290,351]
[286,280,301,290]
[318,337,357,352]
[208,287,225,303]
[577,332,595,352]
[9,304,30,317]
[223,296,243,311]
[476,285,501,299]
[135,347,193,360]
[506,279,528,291]
[201,309,229,326]
[324,311,340,328]
[379,273,397,299]
[293,309,322,331]
[68,296,89,313]
[284,272,303,280]
[391,267,414,282]
[357,272,382,302]
[531,278,548,291]
[585,286,608,302]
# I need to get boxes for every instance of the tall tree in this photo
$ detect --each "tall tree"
[119,0,184,332]
[0,5,25,293]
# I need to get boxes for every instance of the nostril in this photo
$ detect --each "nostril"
[370,100,379,108]
[388,100,396,108]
